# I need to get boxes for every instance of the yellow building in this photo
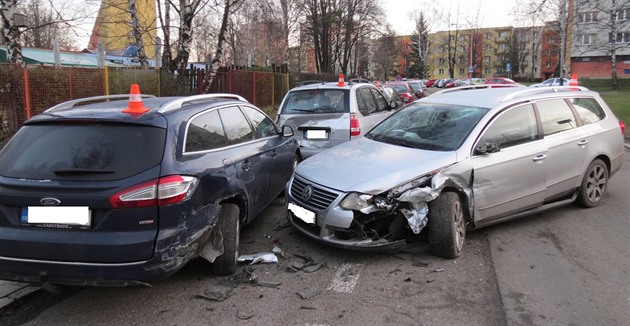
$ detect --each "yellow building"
[88,0,157,57]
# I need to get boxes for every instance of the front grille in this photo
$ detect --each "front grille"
[290,175,341,211]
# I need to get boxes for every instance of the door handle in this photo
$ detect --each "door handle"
[532,154,547,162]
[577,139,589,146]
[270,150,278,158]
[241,161,251,170]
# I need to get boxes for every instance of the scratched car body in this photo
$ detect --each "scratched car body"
[285,85,625,258]
[0,92,299,287]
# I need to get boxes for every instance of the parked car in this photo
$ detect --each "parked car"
[485,77,518,85]
[436,78,455,88]
[385,82,419,104]
[529,78,570,87]
[0,87,300,289]
[380,85,405,109]
[285,85,624,258]
[407,80,426,98]
[276,78,398,159]
[425,79,437,88]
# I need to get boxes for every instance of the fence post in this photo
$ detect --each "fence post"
[22,67,31,120]
[228,69,232,93]
[68,67,73,99]
[104,67,110,95]
[271,72,275,109]
[252,71,256,106]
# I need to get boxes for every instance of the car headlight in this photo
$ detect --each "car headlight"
[340,193,374,210]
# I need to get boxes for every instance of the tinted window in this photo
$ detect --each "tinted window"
[478,104,538,150]
[0,124,165,180]
[220,106,255,145]
[370,88,388,112]
[536,99,577,136]
[241,106,278,138]
[186,109,227,152]
[357,87,377,116]
[569,98,606,125]
[280,89,348,114]
[366,103,488,151]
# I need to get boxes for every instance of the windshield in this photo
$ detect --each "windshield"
[365,103,488,151]
[280,89,348,114]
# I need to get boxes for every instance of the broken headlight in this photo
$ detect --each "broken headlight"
[340,193,374,210]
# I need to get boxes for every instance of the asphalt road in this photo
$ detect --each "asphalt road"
[1,150,628,326]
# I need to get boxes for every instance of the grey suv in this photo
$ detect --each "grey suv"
[276,80,398,158]
[285,85,625,258]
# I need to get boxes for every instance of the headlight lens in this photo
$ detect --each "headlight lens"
[340,193,374,210]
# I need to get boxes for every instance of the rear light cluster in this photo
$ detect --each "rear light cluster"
[620,120,626,135]
[109,175,198,208]
[350,112,361,136]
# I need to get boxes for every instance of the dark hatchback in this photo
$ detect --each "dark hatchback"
[0,90,299,287]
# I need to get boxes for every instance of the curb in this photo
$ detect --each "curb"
[0,281,41,314]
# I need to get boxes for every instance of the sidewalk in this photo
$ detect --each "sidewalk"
[0,280,40,313]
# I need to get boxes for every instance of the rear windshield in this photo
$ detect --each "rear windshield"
[0,123,166,180]
[280,89,349,114]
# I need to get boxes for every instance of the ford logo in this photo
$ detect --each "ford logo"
[302,185,313,202]
[40,198,61,206]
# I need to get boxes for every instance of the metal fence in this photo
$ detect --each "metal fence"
[0,64,290,146]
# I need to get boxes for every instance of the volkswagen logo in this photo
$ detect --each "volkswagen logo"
[40,197,61,206]
[301,185,313,202]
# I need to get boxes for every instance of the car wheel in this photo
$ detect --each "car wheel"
[428,192,466,259]
[211,203,240,275]
[576,159,608,208]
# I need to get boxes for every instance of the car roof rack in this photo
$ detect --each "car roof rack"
[44,94,156,112]
[432,84,520,96]
[500,86,590,102]
[159,93,248,113]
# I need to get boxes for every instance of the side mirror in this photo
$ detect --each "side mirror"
[389,100,399,110]
[282,125,294,137]
[475,142,500,154]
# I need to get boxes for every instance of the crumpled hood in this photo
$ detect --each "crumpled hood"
[295,137,458,194]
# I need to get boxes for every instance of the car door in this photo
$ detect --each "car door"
[355,86,393,134]
[241,105,295,203]
[471,104,546,224]
[219,106,271,220]
[534,99,589,200]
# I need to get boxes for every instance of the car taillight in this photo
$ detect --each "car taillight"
[350,113,361,136]
[109,175,198,208]
[620,120,626,135]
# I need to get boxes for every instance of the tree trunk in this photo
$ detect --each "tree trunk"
[1,0,25,66]
[203,0,232,93]
[129,0,149,67]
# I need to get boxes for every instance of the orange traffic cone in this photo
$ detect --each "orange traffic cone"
[568,74,579,86]
[337,74,346,87]
[122,84,149,114]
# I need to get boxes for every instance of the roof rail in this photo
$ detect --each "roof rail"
[431,84,520,96]
[44,94,156,113]
[500,86,590,102]
[158,93,248,113]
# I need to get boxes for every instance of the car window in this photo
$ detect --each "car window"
[569,98,606,125]
[241,105,278,138]
[0,123,165,180]
[185,109,227,152]
[357,87,377,116]
[366,102,488,151]
[477,104,538,150]
[219,106,255,146]
[536,99,577,136]
[280,89,348,114]
[369,88,388,112]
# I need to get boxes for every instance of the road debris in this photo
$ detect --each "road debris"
[433,268,445,273]
[237,252,278,265]
[287,254,325,273]
[195,286,235,302]
[297,289,323,300]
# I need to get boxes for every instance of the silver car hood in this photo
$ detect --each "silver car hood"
[295,137,458,194]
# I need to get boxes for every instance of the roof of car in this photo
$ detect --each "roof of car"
[289,81,372,91]
[424,85,596,109]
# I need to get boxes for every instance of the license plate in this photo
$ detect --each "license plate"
[304,129,328,140]
[288,203,315,224]
[21,206,91,229]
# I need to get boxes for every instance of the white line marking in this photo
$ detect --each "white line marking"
[327,263,363,293]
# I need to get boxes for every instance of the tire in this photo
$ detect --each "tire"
[428,192,466,259]
[211,204,241,275]
[576,159,608,208]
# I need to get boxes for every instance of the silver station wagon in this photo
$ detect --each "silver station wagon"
[285,85,625,258]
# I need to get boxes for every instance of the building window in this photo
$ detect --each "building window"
[497,69,504,74]
[499,31,508,38]
[533,31,539,38]
[439,68,445,74]
[547,49,553,55]
[485,68,491,74]
[533,55,538,61]
[460,45,466,52]
[616,8,630,21]
[534,66,538,72]
[499,44,507,51]
[439,58,445,64]
[611,32,630,43]
[547,36,554,43]
[486,32,492,39]
[579,34,594,45]
[577,12,598,23]
[459,68,465,74]
[484,45,491,51]
[484,56,490,62]
[519,43,526,50]
[546,61,552,68]
[449,35,455,41]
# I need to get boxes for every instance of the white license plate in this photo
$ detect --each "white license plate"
[305,129,327,140]
[288,203,315,224]
[21,206,91,228]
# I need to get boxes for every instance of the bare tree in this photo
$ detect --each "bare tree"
[371,25,397,80]
[129,0,148,66]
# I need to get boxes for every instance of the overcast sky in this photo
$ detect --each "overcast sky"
[383,0,521,34]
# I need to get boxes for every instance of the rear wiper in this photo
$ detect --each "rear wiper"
[292,109,316,112]
[54,168,114,174]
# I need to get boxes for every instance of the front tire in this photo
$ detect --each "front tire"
[211,204,241,275]
[576,159,608,208]
[428,192,466,259]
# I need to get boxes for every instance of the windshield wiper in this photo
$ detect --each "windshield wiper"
[54,168,114,174]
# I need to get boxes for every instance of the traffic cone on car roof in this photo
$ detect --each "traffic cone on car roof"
[337,74,346,87]
[123,84,149,114]
[569,74,579,86]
